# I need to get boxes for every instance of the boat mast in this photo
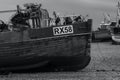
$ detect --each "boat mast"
[116,2,120,27]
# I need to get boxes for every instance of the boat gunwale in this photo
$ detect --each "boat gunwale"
[0,32,91,45]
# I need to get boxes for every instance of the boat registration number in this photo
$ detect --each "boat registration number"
[53,25,74,35]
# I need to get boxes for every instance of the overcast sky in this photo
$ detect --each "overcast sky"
[0,0,119,30]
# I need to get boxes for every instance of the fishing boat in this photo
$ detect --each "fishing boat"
[111,27,120,44]
[92,13,111,42]
[110,2,120,44]
[0,3,92,71]
[92,22,111,42]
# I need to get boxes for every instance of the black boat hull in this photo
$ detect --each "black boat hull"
[0,34,91,71]
[92,30,111,42]
[0,19,92,71]
[0,55,91,71]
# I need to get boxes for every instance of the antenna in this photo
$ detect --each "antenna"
[0,10,17,13]
[0,9,26,13]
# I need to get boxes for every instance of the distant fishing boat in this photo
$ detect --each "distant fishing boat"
[110,22,120,44]
[92,15,111,42]
[111,27,120,44]
[110,2,120,44]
